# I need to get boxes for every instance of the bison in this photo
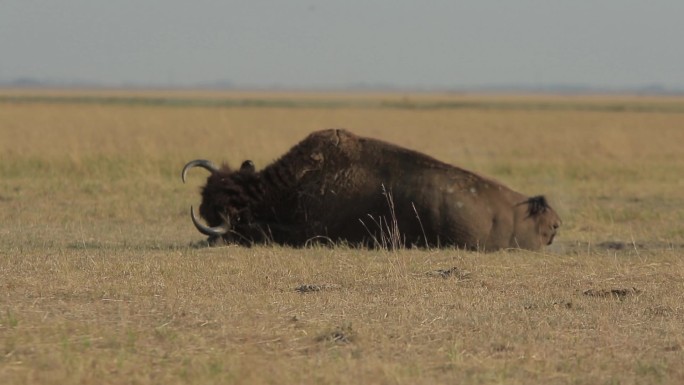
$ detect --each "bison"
[182,129,561,251]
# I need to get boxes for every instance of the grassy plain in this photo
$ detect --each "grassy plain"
[1,89,684,384]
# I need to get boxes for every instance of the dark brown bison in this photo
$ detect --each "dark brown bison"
[182,129,561,251]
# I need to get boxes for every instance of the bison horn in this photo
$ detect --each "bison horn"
[190,206,230,236]
[182,159,219,183]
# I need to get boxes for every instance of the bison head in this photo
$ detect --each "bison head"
[525,195,562,246]
[182,159,262,245]
[510,195,562,250]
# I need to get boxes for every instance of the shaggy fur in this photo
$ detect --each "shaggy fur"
[185,129,561,251]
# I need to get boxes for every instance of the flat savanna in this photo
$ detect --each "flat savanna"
[1,90,683,384]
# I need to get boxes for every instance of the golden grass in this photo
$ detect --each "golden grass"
[1,90,684,384]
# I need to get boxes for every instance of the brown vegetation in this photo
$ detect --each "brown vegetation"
[1,90,684,384]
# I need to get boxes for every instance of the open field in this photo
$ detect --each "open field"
[1,90,684,384]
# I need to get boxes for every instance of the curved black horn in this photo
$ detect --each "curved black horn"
[182,159,219,183]
[190,206,230,237]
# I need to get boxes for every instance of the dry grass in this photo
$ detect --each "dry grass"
[1,90,684,384]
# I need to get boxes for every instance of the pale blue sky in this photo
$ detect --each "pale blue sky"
[1,0,683,90]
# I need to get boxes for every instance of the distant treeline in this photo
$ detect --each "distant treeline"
[2,94,684,113]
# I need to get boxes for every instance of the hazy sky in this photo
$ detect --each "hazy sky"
[2,1,683,89]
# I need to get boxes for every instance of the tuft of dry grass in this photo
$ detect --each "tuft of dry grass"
[1,90,684,384]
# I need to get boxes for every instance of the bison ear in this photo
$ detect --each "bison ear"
[240,160,256,173]
[526,195,549,217]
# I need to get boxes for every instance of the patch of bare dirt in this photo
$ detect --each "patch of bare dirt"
[598,241,633,250]
[425,267,472,280]
[523,299,573,310]
[644,305,675,317]
[316,324,354,344]
[582,287,641,300]
[295,283,342,293]
[664,344,682,352]
[552,300,573,309]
